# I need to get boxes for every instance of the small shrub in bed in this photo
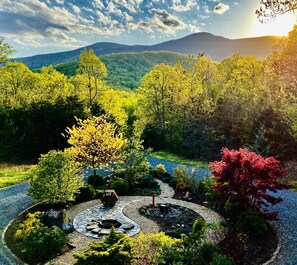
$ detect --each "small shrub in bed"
[15,212,67,264]
[155,164,166,174]
[237,209,267,236]
[111,177,130,195]
[87,174,104,188]
[75,185,96,203]
[139,175,159,189]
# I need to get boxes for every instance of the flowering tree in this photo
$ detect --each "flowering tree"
[210,148,288,219]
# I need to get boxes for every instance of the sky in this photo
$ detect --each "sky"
[0,0,296,57]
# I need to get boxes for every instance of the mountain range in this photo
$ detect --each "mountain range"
[15,32,280,69]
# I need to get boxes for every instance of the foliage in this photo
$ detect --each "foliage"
[160,219,225,265]
[132,232,179,265]
[111,177,130,195]
[55,51,191,89]
[196,176,218,200]
[256,0,297,21]
[155,163,166,174]
[28,150,83,204]
[0,163,33,188]
[87,174,105,188]
[210,148,288,219]
[0,36,15,64]
[210,254,233,265]
[75,185,97,203]
[224,200,244,220]
[139,175,159,189]
[74,227,132,265]
[15,212,67,264]
[78,48,107,107]
[65,115,127,176]
[237,209,268,236]
[115,136,151,188]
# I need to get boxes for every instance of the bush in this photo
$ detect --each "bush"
[224,200,244,220]
[155,164,166,174]
[174,166,191,192]
[87,174,105,188]
[74,227,132,265]
[111,178,130,195]
[210,254,233,265]
[75,185,96,203]
[237,209,267,236]
[164,228,183,238]
[139,175,159,189]
[15,212,67,264]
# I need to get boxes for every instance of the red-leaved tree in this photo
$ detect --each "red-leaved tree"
[210,148,289,219]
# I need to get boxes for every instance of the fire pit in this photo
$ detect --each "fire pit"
[99,219,122,229]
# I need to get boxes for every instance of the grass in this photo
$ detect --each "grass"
[0,163,34,188]
[151,150,210,168]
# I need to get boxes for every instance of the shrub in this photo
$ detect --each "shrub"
[196,177,217,199]
[132,232,178,265]
[224,200,244,220]
[74,227,132,265]
[15,212,67,264]
[111,178,130,195]
[237,209,267,236]
[28,150,83,204]
[174,166,191,192]
[164,228,183,238]
[210,148,288,219]
[210,254,233,265]
[155,164,166,174]
[75,185,96,203]
[139,175,159,189]
[87,174,104,188]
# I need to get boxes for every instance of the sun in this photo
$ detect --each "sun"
[255,12,296,36]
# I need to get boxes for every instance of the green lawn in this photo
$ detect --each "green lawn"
[0,163,34,188]
[151,150,209,168]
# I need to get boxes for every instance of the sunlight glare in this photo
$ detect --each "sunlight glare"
[255,13,296,36]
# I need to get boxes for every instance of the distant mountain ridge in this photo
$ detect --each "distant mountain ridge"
[14,32,280,69]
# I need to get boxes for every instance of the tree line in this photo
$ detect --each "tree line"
[0,25,297,162]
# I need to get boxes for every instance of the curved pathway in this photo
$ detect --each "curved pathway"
[0,156,297,264]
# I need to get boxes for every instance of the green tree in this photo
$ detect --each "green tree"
[0,37,15,64]
[78,48,107,107]
[65,115,127,176]
[28,150,83,204]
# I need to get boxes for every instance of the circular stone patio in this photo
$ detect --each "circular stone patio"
[73,200,140,238]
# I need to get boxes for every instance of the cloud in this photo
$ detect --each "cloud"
[70,4,81,14]
[213,3,229,14]
[128,8,185,34]
[188,24,200,33]
[171,0,197,12]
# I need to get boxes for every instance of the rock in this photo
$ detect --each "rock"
[91,228,101,234]
[183,191,190,199]
[98,228,111,235]
[62,222,74,233]
[42,209,68,228]
[86,224,98,230]
[121,223,134,230]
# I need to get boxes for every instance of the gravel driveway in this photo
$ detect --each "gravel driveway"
[0,156,296,264]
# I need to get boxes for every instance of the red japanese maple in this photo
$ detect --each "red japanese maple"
[210,148,289,219]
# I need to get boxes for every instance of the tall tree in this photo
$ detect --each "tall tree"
[78,49,107,107]
[0,37,15,64]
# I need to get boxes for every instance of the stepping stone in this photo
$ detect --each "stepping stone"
[98,228,111,235]
[91,228,101,234]
[121,223,134,230]
[116,228,126,233]
[86,224,98,230]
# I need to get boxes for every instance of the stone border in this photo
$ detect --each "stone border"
[262,222,282,265]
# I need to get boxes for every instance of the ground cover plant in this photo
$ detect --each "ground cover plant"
[0,163,33,188]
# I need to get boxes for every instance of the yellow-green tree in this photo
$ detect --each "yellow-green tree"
[78,49,107,107]
[65,116,127,176]
[0,37,15,64]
